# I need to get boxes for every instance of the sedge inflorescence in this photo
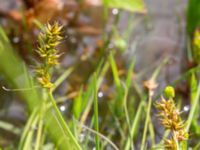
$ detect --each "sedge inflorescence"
[35,22,63,89]
[155,86,188,150]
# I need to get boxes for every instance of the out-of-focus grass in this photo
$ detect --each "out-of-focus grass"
[0,26,81,150]
[187,0,200,36]
[187,0,200,146]
[103,0,146,13]
[1,0,200,149]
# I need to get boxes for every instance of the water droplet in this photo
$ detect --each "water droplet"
[60,105,66,112]
[79,133,85,142]
[108,43,114,49]
[70,37,77,43]
[98,91,103,98]
[183,105,190,112]
[13,37,20,43]
[112,8,119,15]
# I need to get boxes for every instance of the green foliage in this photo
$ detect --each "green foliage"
[93,73,100,150]
[73,87,83,119]
[192,29,200,64]
[102,0,146,12]
[187,0,200,36]
[2,1,200,148]
[0,26,81,150]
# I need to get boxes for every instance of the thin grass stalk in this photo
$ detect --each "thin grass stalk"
[48,91,82,150]
[80,60,109,125]
[125,100,145,150]
[194,141,200,150]
[141,92,153,150]
[34,114,43,150]
[93,73,100,150]
[22,115,39,150]
[18,109,38,149]
[122,84,134,150]
[35,90,47,150]
[186,81,200,131]
[0,121,20,135]
[174,135,180,150]
[149,115,155,147]
[52,67,74,92]
[76,121,119,150]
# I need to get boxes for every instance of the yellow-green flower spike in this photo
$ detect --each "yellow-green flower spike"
[35,22,63,89]
[156,95,188,149]
[164,86,175,99]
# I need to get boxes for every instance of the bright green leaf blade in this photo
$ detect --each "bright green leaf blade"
[187,0,200,36]
[0,26,81,150]
[102,0,146,13]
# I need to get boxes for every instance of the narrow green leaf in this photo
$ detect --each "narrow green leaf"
[0,26,81,150]
[102,0,146,13]
[93,73,100,150]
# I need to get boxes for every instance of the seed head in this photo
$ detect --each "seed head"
[155,86,188,149]
[35,22,63,89]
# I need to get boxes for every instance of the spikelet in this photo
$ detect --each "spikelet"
[155,86,188,150]
[35,22,63,89]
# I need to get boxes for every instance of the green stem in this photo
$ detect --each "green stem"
[52,67,74,92]
[125,100,145,150]
[194,141,200,150]
[149,116,155,147]
[18,108,38,150]
[141,93,153,150]
[48,91,82,150]
[123,85,134,150]
[35,91,46,150]
[34,115,43,150]
[174,135,180,150]
[186,81,200,131]
[93,73,100,150]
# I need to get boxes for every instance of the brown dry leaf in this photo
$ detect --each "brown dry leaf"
[84,0,102,6]
[143,79,158,90]
[75,25,101,35]
[26,0,64,26]
[143,79,158,96]
[5,10,22,22]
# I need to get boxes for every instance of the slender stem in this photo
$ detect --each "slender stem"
[35,91,46,150]
[174,133,180,150]
[22,115,39,150]
[186,81,200,131]
[125,100,145,150]
[93,73,100,150]
[149,115,155,147]
[123,85,134,150]
[141,92,153,150]
[34,115,43,150]
[194,141,200,150]
[18,109,38,150]
[52,67,74,92]
[77,122,119,150]
[48,91,82,150]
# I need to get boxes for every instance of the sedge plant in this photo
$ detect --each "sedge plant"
[155,86,188,150]
[35,22,81,150]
